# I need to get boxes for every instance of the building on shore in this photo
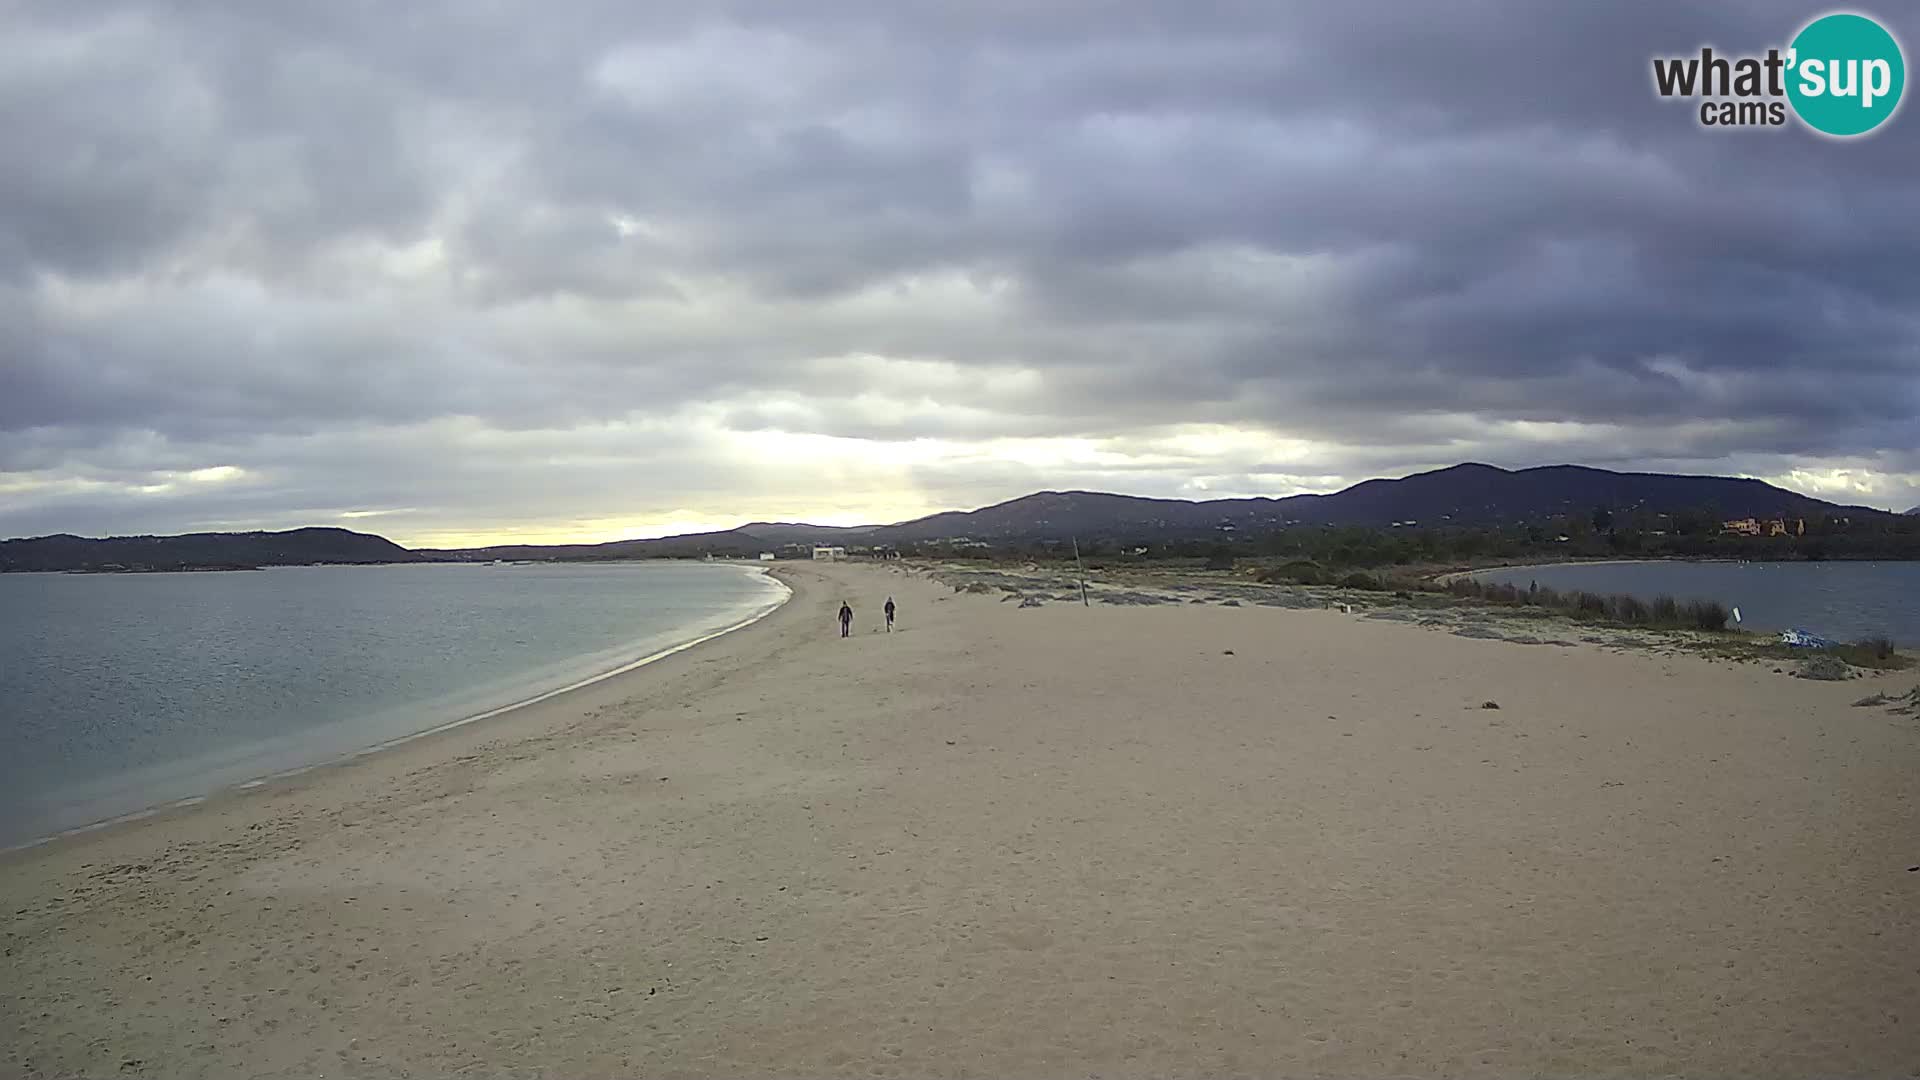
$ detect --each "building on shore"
[812,546,846,561]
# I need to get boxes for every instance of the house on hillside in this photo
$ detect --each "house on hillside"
[1723,517,1804,537]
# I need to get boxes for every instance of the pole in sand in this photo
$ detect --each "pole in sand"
[1072,536,1089,607]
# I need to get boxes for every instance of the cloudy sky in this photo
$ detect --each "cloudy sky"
[4,2,1917,546]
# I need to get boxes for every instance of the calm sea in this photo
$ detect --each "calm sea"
[1469,560,1919,644]
[0,561,788,847]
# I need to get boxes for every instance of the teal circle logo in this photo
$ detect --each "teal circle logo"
[1787,13,1905,136]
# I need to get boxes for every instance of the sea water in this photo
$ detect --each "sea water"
[1468,560,1918,644]
[0,561,787,847]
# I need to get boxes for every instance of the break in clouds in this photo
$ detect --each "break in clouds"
[3,1,1918,545]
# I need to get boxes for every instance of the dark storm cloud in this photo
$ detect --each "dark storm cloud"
[3,0,1918,540]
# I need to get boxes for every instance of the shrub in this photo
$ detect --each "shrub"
[1796,654,1851,681]
[1610,594,1650,624]
[1341,571,1383,591]
[1431,576,1730,633]
[1832,637,1910,670]
[1681,599,1730,631]
[1856,635,1896,661]
[1255,559,1324,585]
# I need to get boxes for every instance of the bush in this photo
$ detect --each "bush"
[1426,575,1730,632]
[1610,594,1650,624]
[1797,654,1852,681]
[1856,635,1896,661]
[1681,599,1730,631]
[1257,559,1324,585]
[1341,571,1384,591]
[1832,637,1909,670]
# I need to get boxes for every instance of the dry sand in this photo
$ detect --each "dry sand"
[4,561,1918,1078]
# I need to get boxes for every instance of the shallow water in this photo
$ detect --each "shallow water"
[0,561,787,845]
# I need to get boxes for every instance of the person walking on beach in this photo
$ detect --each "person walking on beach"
[838,601,854,638]
[884,597,896,632]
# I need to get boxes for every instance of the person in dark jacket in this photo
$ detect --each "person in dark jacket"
[838,601,853,638]
[884,597,896,631]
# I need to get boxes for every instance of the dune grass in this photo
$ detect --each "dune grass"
[1437,576,1732,631]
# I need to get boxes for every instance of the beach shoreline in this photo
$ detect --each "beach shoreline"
[5,560,1916,1078]
[3,566,795,855]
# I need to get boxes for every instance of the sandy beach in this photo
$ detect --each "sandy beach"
[4,560,1917,1078]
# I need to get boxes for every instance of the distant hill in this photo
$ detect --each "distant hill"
[7,464,1892,571]
[1272,462,1865,528]
[394,463,1896,557]
[866,463,1877,542]
[0,527,418,573]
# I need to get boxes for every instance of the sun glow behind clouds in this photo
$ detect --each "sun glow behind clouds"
[401,504,916,549]
[393,423,1347,547]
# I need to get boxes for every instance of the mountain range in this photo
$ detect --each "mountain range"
[1,463,1892,572]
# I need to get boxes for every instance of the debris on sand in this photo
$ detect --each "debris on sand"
[1480,701,1501,710]
[1098,591,1170,606]
[1017,596,1045,608]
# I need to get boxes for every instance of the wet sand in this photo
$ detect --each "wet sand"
[5,561,1917,1078]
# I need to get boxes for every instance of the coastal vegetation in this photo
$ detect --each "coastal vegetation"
[1245,560,1736,632]
[959,509,1920,567]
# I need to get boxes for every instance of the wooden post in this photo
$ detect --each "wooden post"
[1072,536,1089,607]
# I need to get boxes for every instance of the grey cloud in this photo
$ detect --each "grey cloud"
[2,0,1918,540]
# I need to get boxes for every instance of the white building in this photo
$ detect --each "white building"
[812,546,846,561]
[758,552,776,561]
